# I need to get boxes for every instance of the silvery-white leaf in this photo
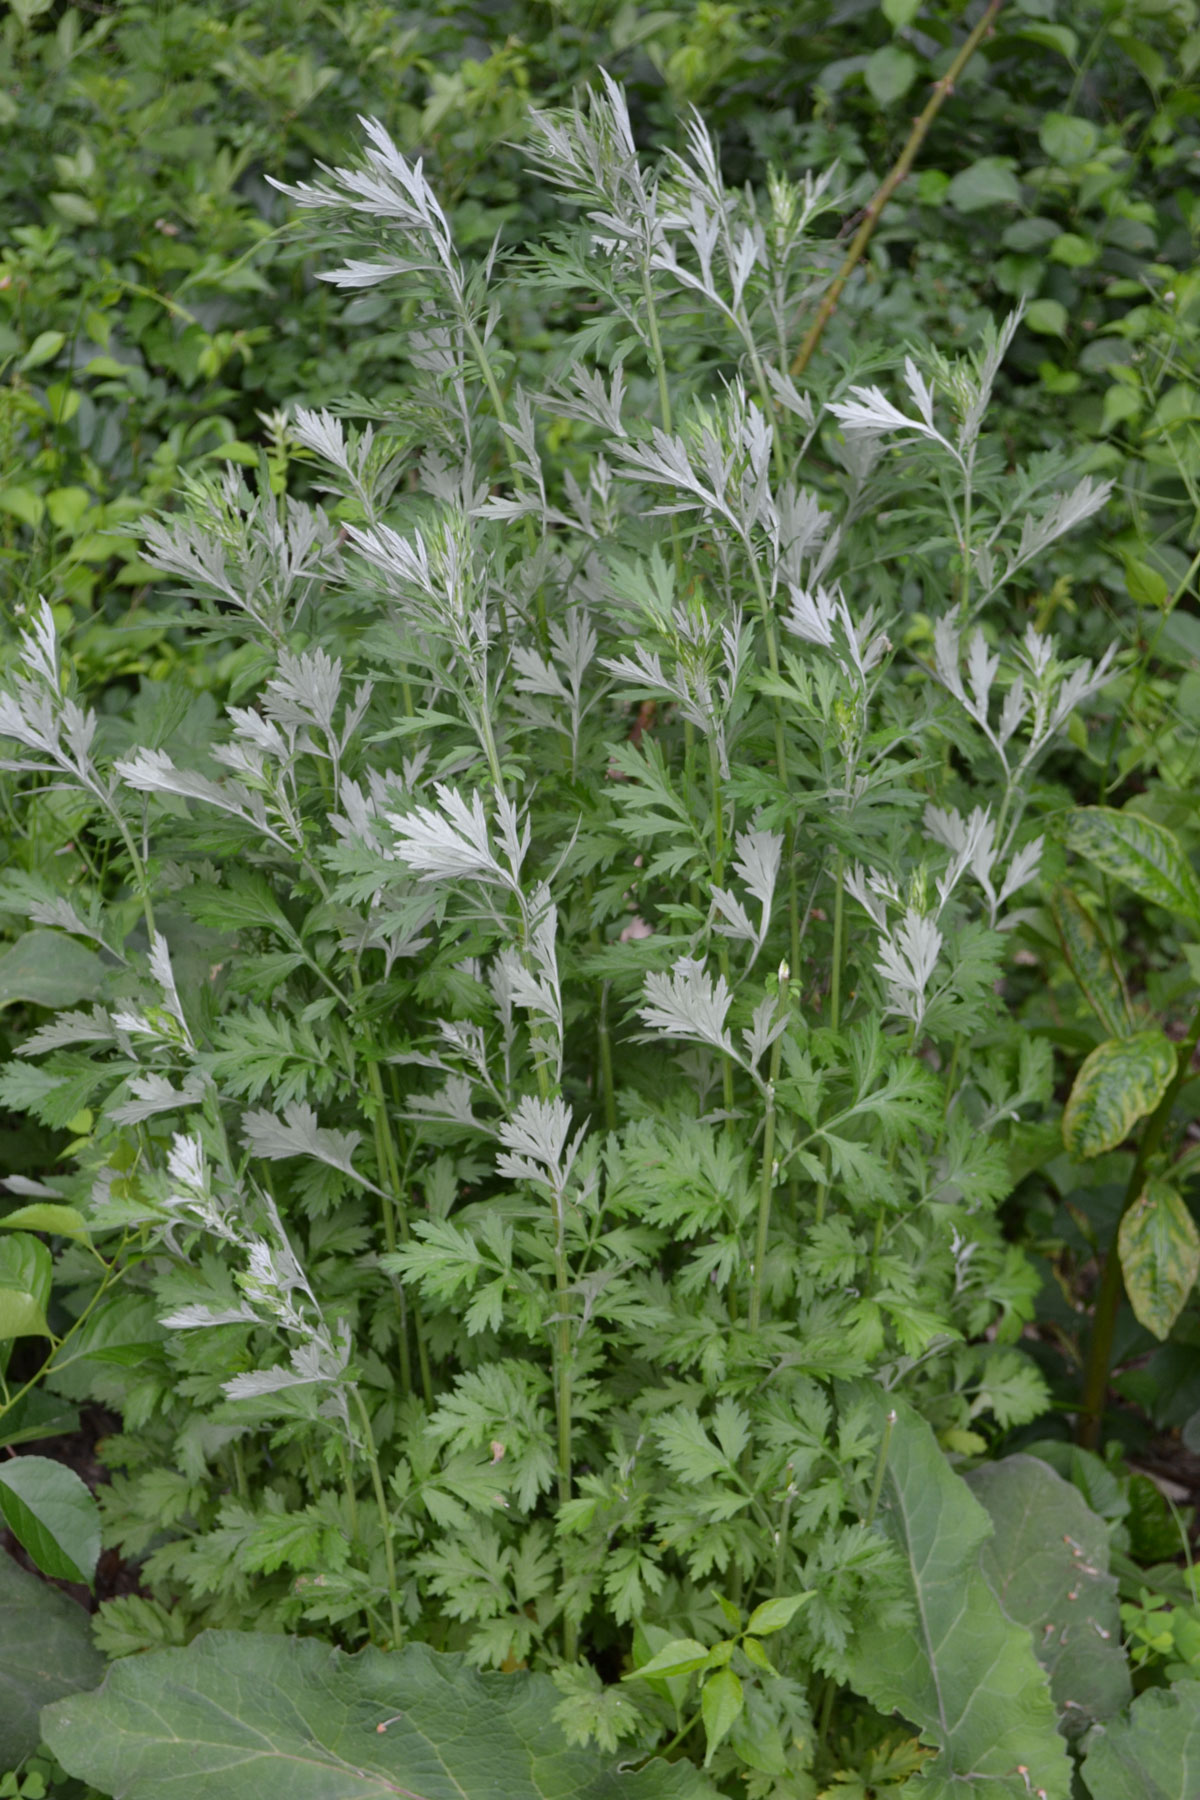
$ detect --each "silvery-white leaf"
[732,828,782,912]
[387,785,506,886]
[710,886,757,944]
[742,994,789,1069]
[159,1302,259,1330]
[17,1007,114,1056]
[242,1103,367,1183]
[639,957,734,1054]
[110,1072,208,1125]
[3,1176,64,1199]
[996,837,1045,908]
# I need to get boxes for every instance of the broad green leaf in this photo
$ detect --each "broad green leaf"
[1118,1178,1200,1340]
[0,1552,103,1767]
[1049,888,1133,1039]
[1025,298,1069,337]
[43,1633,714,1800]
[626,1637,714,1679]
[847,1405,1070,1799]
[0,1455,101,1584]
[745,1594,811,1636]
[967,1456,1130,1738]
[0,486,46,529]
[1065,808,1200,923]
[1125,555,1170,608]
[1081,1682,1200,1799]
[701,1668,743,1765]
[0,1232,52,1340]
[1062,1031,1176,1160]
[865,44,917,104]
[0,1385,79,1450]
[947,157,1021,213]
[0,931,105,1010]
[0,1202,89,1241]
[882,0,921,24]
[1039,112,1098,166]
[19,329,65,371]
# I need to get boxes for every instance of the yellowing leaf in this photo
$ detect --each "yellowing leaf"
[1118,1179,1200,1341]
[1063,1031,1176,1160]
[1065,808,1200,923]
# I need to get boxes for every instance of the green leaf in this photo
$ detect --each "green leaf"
[1063,1032,1176,1160]
[626,1637,715,1679]
[0,1385,79,1450]
[967,1455,1130,1738]
[882,0,921,24]
[1081,1682,1200,1799]
[947,158,1021,213]
[42,1633,714,1800]
[0,1232,52,1340]
[1049,888,1134,1039]
[744,1594,811,1637]
[0,1553,103,1767]
[1039,112,1098,166]
[865,44,917,103]
[0,1456,101,1584]
[0,487,46,529]
[847,1405,1070,1798]
[1125,555,1170,608]
[0,932,106,1010]
[1118,1179,1200,1341]
[1025,299,1069,338]
[18,330,65,372]
[700,1668,743,1765]
[0,1203,89,1241]
[1065,809,1200,923]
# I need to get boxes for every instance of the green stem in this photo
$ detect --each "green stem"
[749,1034,785,1332]
[352,1386,402,1647]
[552,1183,577,1662]
[829,853,846,1032]
[1078,998,1200,1448]
[866,1407,896,1527]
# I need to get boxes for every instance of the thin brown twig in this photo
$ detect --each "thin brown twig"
[790,0,1006,381]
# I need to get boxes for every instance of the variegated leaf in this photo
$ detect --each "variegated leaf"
[1066,809,1200,924]
[1118,1178,1200,1341]
[1062,1030,1175,1160]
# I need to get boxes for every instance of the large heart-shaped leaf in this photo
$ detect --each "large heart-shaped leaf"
[42,1632,715,1800]
[1118,1178,1200,1341]
[1062,1031,1176,1160]
[1065,809,1200,924]
[1081,1682,1200,1799]
[846,1407,1071,1798]
[0,1455,101,1585]
[0,931,105,1010]
[967,1455,1130,1738]
[0,1551,103,1766]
